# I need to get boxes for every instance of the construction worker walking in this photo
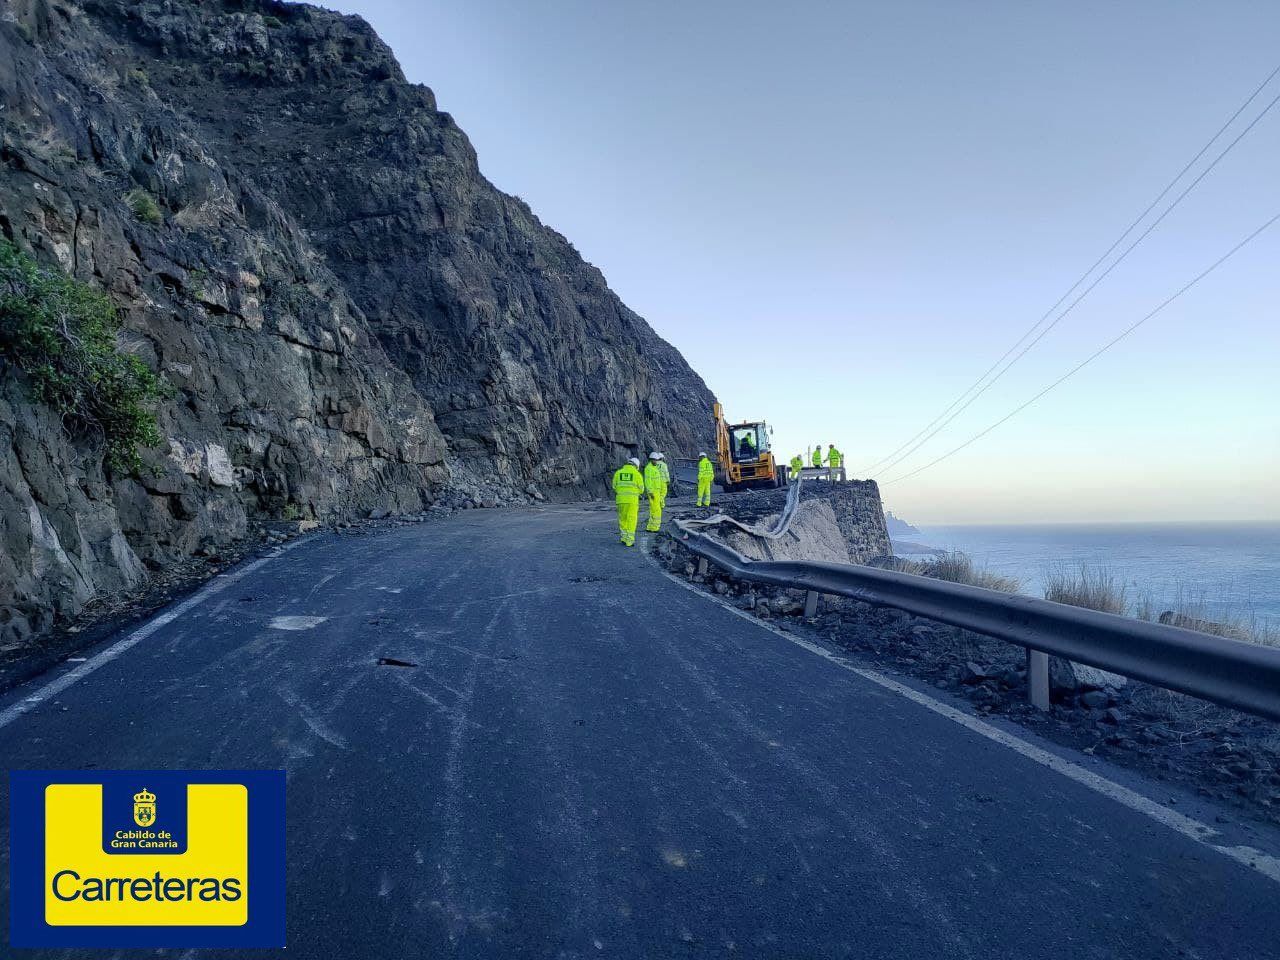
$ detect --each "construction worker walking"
[612,457,645,546]
[696,451,714,506]
[644,452,668,532]
[811,445,823,468]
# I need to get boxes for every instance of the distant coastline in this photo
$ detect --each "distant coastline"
[890,538,943,556]
[884,510,922,538]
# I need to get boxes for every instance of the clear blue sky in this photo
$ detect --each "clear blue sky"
[327,0,1279,523]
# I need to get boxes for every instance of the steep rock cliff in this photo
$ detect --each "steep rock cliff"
[0,0,715,647]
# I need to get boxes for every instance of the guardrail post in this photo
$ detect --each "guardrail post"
[1026,648,1050,710]
[696,558,708,577]
[804,590,819,618]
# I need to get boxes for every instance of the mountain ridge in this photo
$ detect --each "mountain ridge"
[0,0,715,647]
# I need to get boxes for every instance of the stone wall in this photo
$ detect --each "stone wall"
[700,479,892,565]
[817,482,894,563]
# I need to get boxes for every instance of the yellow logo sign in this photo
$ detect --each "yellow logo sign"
[10,770,285,949]
[132,788,157,827]
[45,783,248,928]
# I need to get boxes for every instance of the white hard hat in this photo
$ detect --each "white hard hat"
[699,451,708,458]
[627,457,641,467]
[649,451,664,460]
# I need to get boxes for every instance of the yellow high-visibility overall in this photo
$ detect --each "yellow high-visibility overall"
[696,456,714,506]
[612,464,645,546]
[643,461,668,532]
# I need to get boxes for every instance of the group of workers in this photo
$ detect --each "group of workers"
[610,452,669,546]
[611,445,845,547]
[789,444,842,478]
[610,450,717,546]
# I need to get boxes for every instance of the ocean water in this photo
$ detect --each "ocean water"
[903,523,1280,631]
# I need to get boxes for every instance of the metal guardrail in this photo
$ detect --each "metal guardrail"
[674,516,1280,722]
[670,459,700,485]
[791,465,847,483]
[681,469,805,540]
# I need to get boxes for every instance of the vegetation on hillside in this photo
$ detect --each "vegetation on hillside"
[905,551,1275,648]
[1046,562,1276,647]
[125,188,162,225]
[907,551,1022,594]
[0,241,167,473]
[1044,563,1128,615]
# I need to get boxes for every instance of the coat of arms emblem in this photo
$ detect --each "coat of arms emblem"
[132,787,157,827]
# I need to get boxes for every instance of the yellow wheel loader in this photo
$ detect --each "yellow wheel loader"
[713,402,788,492]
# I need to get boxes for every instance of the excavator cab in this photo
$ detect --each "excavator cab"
[713,403,786,491]
[729,424,769,462]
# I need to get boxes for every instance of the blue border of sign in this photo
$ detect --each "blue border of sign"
[9,770,285,948]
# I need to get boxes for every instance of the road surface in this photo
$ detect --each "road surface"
[2,503,1278,959]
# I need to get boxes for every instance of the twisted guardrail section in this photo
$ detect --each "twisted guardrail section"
[678,472,806,540]
[674,507,1280,722]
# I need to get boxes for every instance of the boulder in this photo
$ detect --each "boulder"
[1049,657,1127,694]
[961,662,989,685]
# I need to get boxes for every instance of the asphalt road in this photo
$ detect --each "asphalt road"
[2,503,1279,959]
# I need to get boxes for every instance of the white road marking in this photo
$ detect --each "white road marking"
[0,539,308,731]
[654,559,1280,886]
[268,615,328,631]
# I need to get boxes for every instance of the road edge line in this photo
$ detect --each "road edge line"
[650,550,1280,886]
[0,538,309,731]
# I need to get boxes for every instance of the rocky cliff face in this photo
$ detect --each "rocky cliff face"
[0,0,715,647]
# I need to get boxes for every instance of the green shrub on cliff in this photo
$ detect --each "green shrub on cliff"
[125,187,162,225]
[0,240,167,473]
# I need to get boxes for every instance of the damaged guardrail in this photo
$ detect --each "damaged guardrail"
[680,469,805,540]
[674,515,1280,722]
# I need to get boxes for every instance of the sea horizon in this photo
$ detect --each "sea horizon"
[896,520,1280,630]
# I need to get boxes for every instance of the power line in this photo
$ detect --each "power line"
[867,86,1280,480]
[880,210,1280,486]
[859,61,1280,476]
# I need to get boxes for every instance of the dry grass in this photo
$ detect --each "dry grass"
[1043,565,1278,648]
[907,551,1022,594]
[1126,683,1222,738]
[1134,585,1278,648]
[1044,563,1128,615]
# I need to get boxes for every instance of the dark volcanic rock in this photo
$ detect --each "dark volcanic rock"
[0,0,714,646]
[96,0,714,493]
